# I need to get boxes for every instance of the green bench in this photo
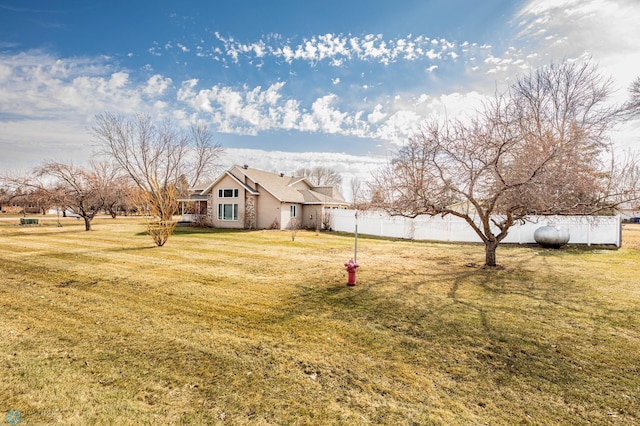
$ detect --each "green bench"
[20,218,39,225]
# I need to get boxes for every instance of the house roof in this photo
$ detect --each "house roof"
[177,194,208,202]
[298,189,346,205]
[200,168,260,196]
[201,165,348,206]
[230,166,306,202]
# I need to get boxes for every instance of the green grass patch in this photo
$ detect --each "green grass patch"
[1,216,639,424]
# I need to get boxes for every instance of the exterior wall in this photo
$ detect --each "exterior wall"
[254,187,283,229]
[301,205,323,230]
[244,194,257,229]
[207,175,246,229]
[280,203,303,230]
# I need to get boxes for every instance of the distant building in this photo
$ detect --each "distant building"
[619,202,640,222]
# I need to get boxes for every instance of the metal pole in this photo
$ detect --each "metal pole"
[354,209,358,263]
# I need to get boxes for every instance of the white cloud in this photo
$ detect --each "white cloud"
[173,74,497,145]
[374,110,422,142]
[178,82,292,134]
[308,94,347,134]
[280,99,301,130]
[0,52,159,118]
[0,51,180,170]
[516,0,640,90]
[367,104,386,124]
[200,32,469,68]
[4,1,639,173]
[108,72,129,89]
[144,74,173,96]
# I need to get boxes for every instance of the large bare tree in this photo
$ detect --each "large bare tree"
[627,76,640,117]
[91,113,224,246]
[376,60,639,267]
[296,166,343,188]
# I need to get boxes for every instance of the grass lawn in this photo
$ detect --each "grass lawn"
[1,216,639,425]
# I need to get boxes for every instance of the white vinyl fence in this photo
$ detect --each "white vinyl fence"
[328,209,622,247]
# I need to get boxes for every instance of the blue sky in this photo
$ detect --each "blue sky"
[1,0,639,188]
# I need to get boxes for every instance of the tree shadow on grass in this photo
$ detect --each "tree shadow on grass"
[0,228,91,238]
[133,227,250,237]
[270,258,640,421]
[100,245,158,253]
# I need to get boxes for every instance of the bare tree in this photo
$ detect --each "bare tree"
[91,113,224,246]
[2,172,64,216]
[349,177,372,210]
[0,186,8,212]
[296,166,343,188]
[35,162,112,231]
[626,76,640,118]
[376,60,639,267]
[92,161,132,218]
[290,218,300,241]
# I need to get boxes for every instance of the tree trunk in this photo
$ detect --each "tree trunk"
[484,240,498,267]
[83,217,92,231]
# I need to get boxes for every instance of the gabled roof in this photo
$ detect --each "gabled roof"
[229,166,306,203]
[298,189,346,205]
[200,168,260,196]
[201,165,348,206]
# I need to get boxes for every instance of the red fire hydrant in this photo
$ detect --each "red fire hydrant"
[344,258,359,286]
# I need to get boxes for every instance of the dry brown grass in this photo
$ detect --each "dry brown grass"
[1,216,639,425]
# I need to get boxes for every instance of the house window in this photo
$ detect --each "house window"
[218,188,239,198]
[290,205,297,218]
[218,203,238,221]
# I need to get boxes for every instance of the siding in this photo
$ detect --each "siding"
[208,175,245,229]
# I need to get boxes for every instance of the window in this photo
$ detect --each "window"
[218,203,238,221]
[290,205,297,218]
[218,188,239,198]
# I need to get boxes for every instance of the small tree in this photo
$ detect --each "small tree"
[92,113,224,246]
[376,60,639,267]
[35,162,112,231]
[290,218,300,241]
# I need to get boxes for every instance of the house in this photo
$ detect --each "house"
[619,202,640,222]
[191,165,348,230]
[178,183,210,223]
